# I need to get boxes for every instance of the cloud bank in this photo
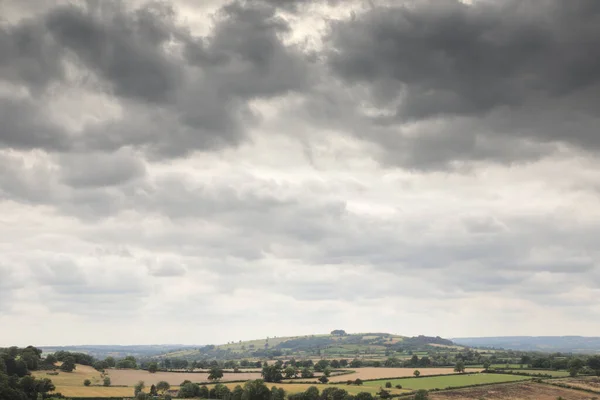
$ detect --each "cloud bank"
[1,0,600,345]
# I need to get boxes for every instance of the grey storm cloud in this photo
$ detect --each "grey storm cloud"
[316,0,600,168]
[0,0,311,157]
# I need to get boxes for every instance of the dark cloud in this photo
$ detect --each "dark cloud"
[319,0,600,167]
[0,0,312,157]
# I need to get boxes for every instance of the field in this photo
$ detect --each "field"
[362,373,531,390]
[108,369,263,386]
[49,386,137,397]
[208,382,409,396]
[499,369,570,377]
[548,376,600,393]
[327,368,482,382]
[430,381,595,400]
[32,364,104,386]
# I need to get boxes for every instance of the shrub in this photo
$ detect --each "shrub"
[414,389,429,400]
[385,382,392,388]
[395,384,402,389]
[83,379,91,387]
[103,377,111,387]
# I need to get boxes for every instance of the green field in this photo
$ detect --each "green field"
[362,373,531,390]
[500,369,570,377]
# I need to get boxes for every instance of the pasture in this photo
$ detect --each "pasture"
[499,369,570,377]
[327,368,481,382]
[362,373,531,390]
[430,381,594,400]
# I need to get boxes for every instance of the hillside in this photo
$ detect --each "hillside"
[157,332,457,360]
[452,336,600,353]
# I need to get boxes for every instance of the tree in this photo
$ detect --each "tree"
[355,393,373,400]
[454,360,465,373]
[330,360,340,369]
[232,385,244,400]
[241,379,271,400]
[105,357,116,368]
[413,370,421,378]
[483,360,491,371]
[60,357,76,372]
[350,359,362,368]
[157,381,170,394]
[270,386,286,400]
[330,330,346,336]
[134,381,145,396]
[385,382,392,388]
[199,385,210,398]
[261,365,283,383]
[318,376,329,383]
[569,367,579,377]
[323,367,332,377]
[149,384,157,396]
[304,386,320,400]
[83,379,91,387]
[354,379,363,386]
[301,368,314,378]
[208,366,224,381]
[377,389,391,399]
[148,362,158,373]
[45,354,57,365]
[414,389,429,400]
[136,393,149,400]
[284,366,298,379]
[214,383,231,399]
[103,377,111,387]
[179,382,200,398]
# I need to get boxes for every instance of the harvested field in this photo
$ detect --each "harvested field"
[327,368,482,382]
[362,373,530,390]
[548,376,600,393]
[32,364,103,386]
[107,369,263,386]
[430,381,596,400]
[51,386,138,398]
[209,382,409,396]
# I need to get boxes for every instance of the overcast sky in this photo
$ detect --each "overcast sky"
[2,0,600,347]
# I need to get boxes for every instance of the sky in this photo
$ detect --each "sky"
[1,0,600,347]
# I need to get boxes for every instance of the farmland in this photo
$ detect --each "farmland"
[430,381,595,400]
[547,376,600,393]
[362,373,531,390]
[107,369,263,386]
[327,368,480,382]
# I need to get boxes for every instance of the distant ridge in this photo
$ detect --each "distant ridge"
[452,336,600,353]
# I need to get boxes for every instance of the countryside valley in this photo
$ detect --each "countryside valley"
[4,331,600,400]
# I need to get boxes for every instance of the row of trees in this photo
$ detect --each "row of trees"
[1,346,58,400]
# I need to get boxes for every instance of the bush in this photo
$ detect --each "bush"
[103,377,111,387]
[354,379,363,386]
[83,379,91,387]
[395,384,402,389]
[414,389,429,400]
[385,382,392,388]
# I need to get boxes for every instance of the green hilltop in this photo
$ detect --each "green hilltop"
[157,331,457,361]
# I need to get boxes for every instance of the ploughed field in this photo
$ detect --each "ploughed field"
[430,381,596,400]
[327,368,482,382]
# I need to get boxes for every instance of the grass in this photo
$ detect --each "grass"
[500,369,570,377]
[362,373,531,390]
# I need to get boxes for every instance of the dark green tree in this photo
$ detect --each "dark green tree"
[60,357,76,373]
[209,366,224,381]
[148,362,158,373]
[261,365,283,383]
